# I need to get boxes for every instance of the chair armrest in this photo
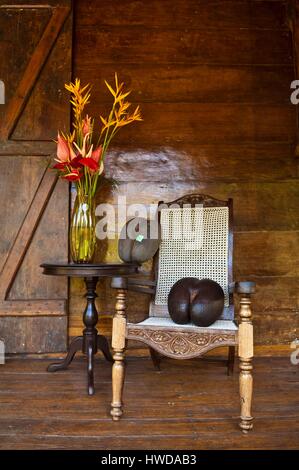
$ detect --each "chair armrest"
[234,281,256,295]
[111,274,156,295]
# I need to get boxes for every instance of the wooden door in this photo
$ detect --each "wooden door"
[0,0,72,353]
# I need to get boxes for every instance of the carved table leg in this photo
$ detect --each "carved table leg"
[82,277,100,396]
[239,294,254,433]
[98,335,113,362]
[47,336,83,372]
[111,287,127,421]
[47,275,112,395]
[87,345,94,396]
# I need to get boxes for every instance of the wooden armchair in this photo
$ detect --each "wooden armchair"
[110,194,255,432]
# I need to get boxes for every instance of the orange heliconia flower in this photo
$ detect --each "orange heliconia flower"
[91,145,102,163]
[56,133,71,163]
[82,115,92,136]
[55,132,77,165]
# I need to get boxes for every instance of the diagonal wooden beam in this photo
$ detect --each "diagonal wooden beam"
[0,5,70,141]
[0,169,58,300]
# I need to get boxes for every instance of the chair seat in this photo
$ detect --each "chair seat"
[127,316,238,332]
[126,317,238,359]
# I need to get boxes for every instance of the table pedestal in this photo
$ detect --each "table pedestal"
[47,276,113,395]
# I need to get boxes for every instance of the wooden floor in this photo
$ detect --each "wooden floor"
[0,356,298,450]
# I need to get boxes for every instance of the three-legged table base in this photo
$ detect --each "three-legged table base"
[47,334,112,395]
[47,276,113,395]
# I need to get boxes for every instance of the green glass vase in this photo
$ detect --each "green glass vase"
[70,194,96,263]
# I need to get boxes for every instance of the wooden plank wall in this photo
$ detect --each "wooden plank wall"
[72,0,299,347]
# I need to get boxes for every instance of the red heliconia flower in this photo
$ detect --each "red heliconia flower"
[53,162,68,170]
[70,155,83,169]
[91,145,102,163]
[79,157,99,172]
[62,169,82,181]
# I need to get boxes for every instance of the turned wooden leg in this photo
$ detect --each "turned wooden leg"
[97,335,113,362]
[238,294,254,433]
[47,336,83,372]
[87,344,94,396]
[111,287,127,421]
[82,277,99,396]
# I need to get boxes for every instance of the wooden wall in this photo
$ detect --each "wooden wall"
[0,0,72,353]
[71,0,299,347]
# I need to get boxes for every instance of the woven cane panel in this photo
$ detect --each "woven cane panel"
[155,207,229,308]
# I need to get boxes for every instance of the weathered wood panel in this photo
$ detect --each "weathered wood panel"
[77,29,292,65]
[250,276,299,314]
[9,179,68,300]
[0,316,67,353]
[12,9,72,140]
[94,181,299,231]
[235,231,299,277]
[105,144,296,182]
[0,7,51,106]
[77,0,288,30]
[0,0,72,353]
[75,64,294,104]
[0,156,44,273]
[85,103,296,145]
[0,300,66,316]
[106,142,297,183]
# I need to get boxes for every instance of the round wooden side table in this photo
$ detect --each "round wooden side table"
[41,262,138,395]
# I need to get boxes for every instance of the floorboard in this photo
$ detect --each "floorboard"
[0,356,298,449]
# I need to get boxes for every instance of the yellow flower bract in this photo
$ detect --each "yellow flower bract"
[64,73,142,147]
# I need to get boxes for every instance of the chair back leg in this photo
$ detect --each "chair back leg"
[227,346,235,376]
[149,347,162,371]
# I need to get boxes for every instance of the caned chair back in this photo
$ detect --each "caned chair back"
[151,194,233,321]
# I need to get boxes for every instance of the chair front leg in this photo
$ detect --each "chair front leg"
[111,287,127,421]
[238,292,254,433]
